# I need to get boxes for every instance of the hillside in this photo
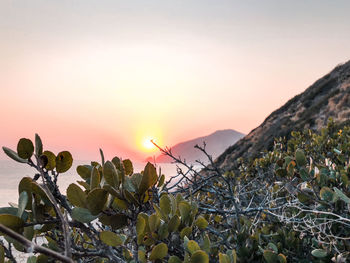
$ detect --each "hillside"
[216,60,350,171]
[154,129,244,163]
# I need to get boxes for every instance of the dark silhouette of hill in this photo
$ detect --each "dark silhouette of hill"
[153,130,244,163]
[215,60,350,171]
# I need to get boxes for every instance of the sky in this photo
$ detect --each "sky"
[1,0,350,161]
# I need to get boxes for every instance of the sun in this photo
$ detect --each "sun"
[135,127,163,153]
[143,138,155,150]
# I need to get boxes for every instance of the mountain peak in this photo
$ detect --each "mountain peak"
[154,129,245,163]
[216,60,350,171]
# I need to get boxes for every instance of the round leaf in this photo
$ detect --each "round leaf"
[190,250,209,263]
[149,214,160,233]
[160,194,172,216]
[17,138,34,159]
[179,201,191,221]
[56,151,73,173]
[67,183,87,208]
[87,189,108,215]
[187,240,200,254]
[100,231,123,247]
[77,165,92,180]
[40,151,56,170]
[195,216,208,229]
[149,243,168,260]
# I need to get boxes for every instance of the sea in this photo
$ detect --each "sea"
[0,160,180,207]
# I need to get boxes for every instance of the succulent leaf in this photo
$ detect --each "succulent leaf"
[17,138,34,159]
[55,151,73,173]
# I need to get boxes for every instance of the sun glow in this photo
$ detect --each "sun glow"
[134,125,164,154]
[143,138,155,150]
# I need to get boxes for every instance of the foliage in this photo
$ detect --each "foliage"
[0,119,350,262]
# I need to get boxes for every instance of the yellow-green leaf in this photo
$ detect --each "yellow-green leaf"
[103,161,119,188]
[112,156,121,170]
[158,174,165,187]
[179,201,191,221]
[40,151,56,170]
[77,165,92,180]
[56,151,73,173]
[169,256,182,263]
[123,159,133,176]
[136,215,146,236]
[190,250,209,263]
[180,226,192,239]
[168,215,180,232]
[149,243,168,260]
[0,214,24,233]
[149,214,160,233]
[160,194,172,216]
[295,149,307,166]
[138,162,158,194]
[87,189,108,215]
[90,167,101,190]
[138,248,147,263]
[67,183,87,208]
[195,216,208,229]
[17,138,34,159]
[187,240,200,254]
[113,198,128,211]
[219,253,230,263]
[100,231,123,247]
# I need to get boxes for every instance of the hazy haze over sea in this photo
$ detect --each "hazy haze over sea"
[0,160,179,207]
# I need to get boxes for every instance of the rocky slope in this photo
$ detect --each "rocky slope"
[154,129,244,163]
[216,60,350,171]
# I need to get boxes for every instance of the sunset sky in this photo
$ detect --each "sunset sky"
[1,1,350,161]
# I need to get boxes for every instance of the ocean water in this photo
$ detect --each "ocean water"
[0,160,179,207]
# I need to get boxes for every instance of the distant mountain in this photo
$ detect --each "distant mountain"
[153,130,245,163]
[215,60,350,172]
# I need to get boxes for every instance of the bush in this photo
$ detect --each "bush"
[0,119,349,262]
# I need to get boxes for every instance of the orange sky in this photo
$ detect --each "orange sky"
[1,1,350,161]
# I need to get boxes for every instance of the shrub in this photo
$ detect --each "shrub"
[0,119,349,262]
